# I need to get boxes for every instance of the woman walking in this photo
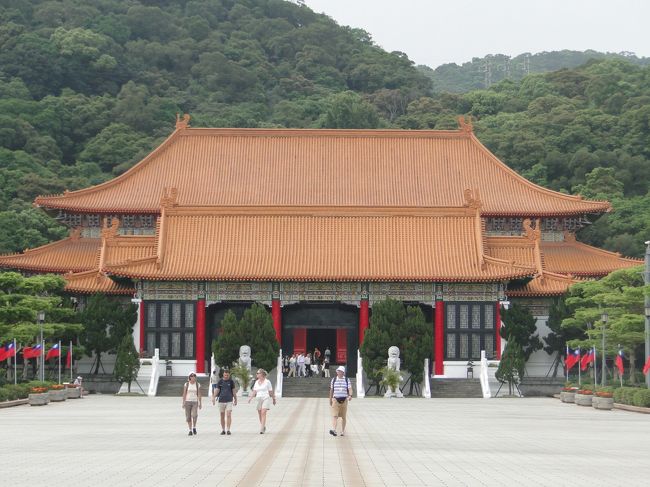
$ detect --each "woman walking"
[182,372,202,435]
[248,368,276,434]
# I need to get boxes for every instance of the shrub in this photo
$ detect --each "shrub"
[614,387,641,405]
[632,389,650,408]
[0,388,8,402]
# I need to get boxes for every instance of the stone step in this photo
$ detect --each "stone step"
[430,379,482,398]
[282,376,334,398]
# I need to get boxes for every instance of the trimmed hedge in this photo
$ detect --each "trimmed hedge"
[632,389,650,408]
[0,381,55,402]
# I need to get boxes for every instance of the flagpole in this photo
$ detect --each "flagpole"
[565,345,569,383]
[58,340,61,384]
[70,340,73,382]
[577,347,581,386]
[13,338,17,385]
[593,347,597,390]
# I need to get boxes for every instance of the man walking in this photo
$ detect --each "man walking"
[329,366,352,437]
[212,368,237,435]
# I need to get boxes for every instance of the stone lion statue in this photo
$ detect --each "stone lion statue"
[239,345,252,374]
[387,345,401,371]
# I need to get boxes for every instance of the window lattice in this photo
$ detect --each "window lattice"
[459,305,469,329]
[446,306,456,329]
[484,305,494,329]
[471,305,481,329]
[460,334,469,359]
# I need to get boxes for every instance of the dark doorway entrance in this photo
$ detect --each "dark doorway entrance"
[307,328,336,363]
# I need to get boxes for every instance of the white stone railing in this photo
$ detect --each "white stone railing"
[479,350,491,399]
[356,349,365,398]
[422,358,431,398]
[147,348,160,397]
[275,349,283,398]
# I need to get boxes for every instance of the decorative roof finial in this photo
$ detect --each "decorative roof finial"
[175,113,191,130]
[160,187,179,208]
[457,115,473,133]
[463,188,482,209]
[523,219,541,241]
[101,217,120,240]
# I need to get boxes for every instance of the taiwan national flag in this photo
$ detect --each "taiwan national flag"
[23,344,42,360]
[66,346,72,369]
[0,344,6,361]
[580,348,595,371]
[615,349,625,376]
[4,342,16,360]
[565,348,581,370]
[46,343,60,360]
[643,356,650,376]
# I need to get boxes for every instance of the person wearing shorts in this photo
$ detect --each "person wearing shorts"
[182,372,202,436]
[213,368,237,435]
[248,369,276,434]
[329,366,352,437]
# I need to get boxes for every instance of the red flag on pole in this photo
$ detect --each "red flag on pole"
[580,349,595,371]
[642,356,650,376]
[0,344,6,362]
[23,344,43,359]
[46,343,60,360]
[66,346,72,369]
[565,348,581,370]
[4,342,16,359]
[615,349,625,375]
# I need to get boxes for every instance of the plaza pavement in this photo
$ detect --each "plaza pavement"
[2,394,650,486]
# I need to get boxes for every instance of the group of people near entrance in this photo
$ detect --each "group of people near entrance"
[180,361,351,437]
[284,346,331,378]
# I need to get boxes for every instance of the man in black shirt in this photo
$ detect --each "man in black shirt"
[212,368,238,435]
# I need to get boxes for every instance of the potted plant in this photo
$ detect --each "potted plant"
[28,386,50,406]
[230,362,252,397]
[560,384,578,403]
[380,366,402,398]
[592,389,614,410]
[48,384,67,402]
[574,388,593,407]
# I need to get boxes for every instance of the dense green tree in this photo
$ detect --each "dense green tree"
[79,294,137,375]
[212,303,279,373]
[495,340,525,395]
[500,303,543,362]
[114,333,141,393]
[360,299,432,395]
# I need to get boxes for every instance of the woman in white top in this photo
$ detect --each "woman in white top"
[247,368,276,434]
[182,372,202,436]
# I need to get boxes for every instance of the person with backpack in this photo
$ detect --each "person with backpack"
[212,368,237,435]
[182,372,202,436]
[328,366,352,437]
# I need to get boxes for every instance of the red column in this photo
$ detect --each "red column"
[336,328,347,364]
[496,302,502,360]
[359,299,369,345]
[434,300,445,375]
[293,328,306,354]
[196,299,206,373]
[272,299,282,345]
[139,300,145,354]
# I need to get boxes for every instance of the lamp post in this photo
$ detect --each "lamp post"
[601,311,608,387]
[37,311,45,382]
[643,240,650,389]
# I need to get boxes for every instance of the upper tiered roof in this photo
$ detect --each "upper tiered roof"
[102,205,534,282]
[35,122,610,217]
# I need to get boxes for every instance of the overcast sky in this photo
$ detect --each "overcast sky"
[304,0,650,68]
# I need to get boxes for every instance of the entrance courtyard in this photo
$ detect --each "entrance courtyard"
[2,395,649,486]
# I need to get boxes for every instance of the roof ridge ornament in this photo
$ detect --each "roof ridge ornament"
[69,227,82,241]
[160,187,179,208]
[563,231,576,243]
[522,218,541,241]
[457,115,473,133]
[175,113,191,130]
[101,218,120,241]
[463,188,482,209]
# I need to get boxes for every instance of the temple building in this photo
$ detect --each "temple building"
[0,116,641,377]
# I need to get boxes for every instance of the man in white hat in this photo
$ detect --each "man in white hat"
[328,366,352,436]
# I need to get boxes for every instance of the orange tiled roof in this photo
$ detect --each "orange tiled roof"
[103,206,535,282]
[0,233,100,273]
[64,270,134,295]
[35,127,610,217]
[541,239,642,277]
[507,272,577,297]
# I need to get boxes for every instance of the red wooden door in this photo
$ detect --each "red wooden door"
[336,328,347,364]
[293,328,306,354]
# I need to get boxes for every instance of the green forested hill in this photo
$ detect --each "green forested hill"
[0,0,648,258]
[419,50,650,93]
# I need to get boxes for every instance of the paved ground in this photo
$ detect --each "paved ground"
[2,394,650,486]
